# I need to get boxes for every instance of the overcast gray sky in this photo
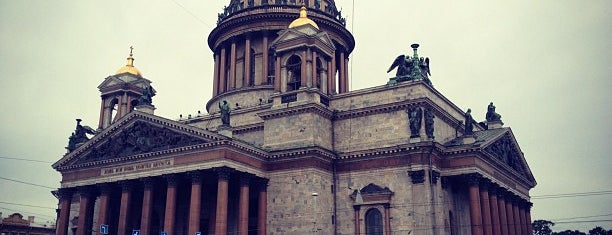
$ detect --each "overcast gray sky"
[0,0,610,231]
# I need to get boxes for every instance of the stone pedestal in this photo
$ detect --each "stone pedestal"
[463,135,476,145]
[135,104,156,114]
[487,120,504,129]
[218,125,233,138]
[409,136,421,143]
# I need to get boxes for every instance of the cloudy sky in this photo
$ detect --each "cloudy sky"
[0,0,610,232]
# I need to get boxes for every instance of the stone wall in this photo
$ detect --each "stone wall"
[267,169,334,234]
[333,110,408,153]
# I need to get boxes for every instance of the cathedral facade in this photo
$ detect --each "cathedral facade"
[52,1,536,235]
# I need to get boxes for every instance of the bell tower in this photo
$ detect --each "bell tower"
[97,47,155,129]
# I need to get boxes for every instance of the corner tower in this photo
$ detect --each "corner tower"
[97,48,155,129]
[207,0,354,112]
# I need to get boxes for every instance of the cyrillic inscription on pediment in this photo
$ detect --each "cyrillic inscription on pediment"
[76,121,206,164]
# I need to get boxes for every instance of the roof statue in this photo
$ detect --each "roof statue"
[219,100,231,126]
[138,85,156,106]
[486,102,502,122]
[66,119,97,152]
[387,44,431,85]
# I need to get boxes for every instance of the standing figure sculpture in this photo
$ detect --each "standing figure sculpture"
[464,109,474,135]
[219,100,231,126]
[408,107,422,138]
[486,102,502,122]
[424,108,435,139]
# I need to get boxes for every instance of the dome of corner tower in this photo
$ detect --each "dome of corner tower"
[288,6,319,29]
[116,52,142,77]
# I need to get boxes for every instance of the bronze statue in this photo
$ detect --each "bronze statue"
[138,85,155,105]
[464,109,474,135]
[486,102,502,122]
[408,107,422,138]
[424,108,435,139]
[387,55,412,78]
[387,44,432,85]
[67,119,96,152]
[219,100,231,126]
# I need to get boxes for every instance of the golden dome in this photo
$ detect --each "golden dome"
[116,47,142,77]
[288,6,319,29]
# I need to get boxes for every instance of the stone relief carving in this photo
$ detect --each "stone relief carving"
[76,121,206,164]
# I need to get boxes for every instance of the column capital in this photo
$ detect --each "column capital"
[164,174,180,187]
[214,166,234,180]
[255,178,269,191]
[140,177,156,189]
[441,176,450,188]
[58,188,75,199]
[408,169,425,184]
[97,183,114,195]
[188,171,203,183]
[487,182,500,193]
[383,203,391,209]
[463,173,482,186]
[119,180,135,191]
[239,173,254,186]
[479,177,492,189]
[77,186,95,197]
[353,205,361,211]
[430,170,440,184]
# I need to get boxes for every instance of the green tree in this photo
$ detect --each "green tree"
[589,226,612,235]
[554,230,586,235]
[534,220,556,235]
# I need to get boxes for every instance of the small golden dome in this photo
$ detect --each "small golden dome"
[116,47,142,77]
[288,6,319,29]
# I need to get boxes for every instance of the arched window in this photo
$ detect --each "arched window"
[315,58,323,89]
[286,55,301,91]
[365,208,383,235]
[109,98,119,123]
[268,51,275,85]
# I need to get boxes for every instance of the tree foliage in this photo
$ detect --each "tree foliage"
[534,220,556,235]
[533,220,612,235]
[588,227,612,235]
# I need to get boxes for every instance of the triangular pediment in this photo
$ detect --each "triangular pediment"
[481,129,536,184]
[53,112,225,170]
[98,74,152,91]
[271,27,335,56]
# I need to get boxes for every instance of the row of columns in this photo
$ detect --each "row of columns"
[212,35,351,96]
[56,168,268,235]
[213,35,271,96]
[465,173,533,235]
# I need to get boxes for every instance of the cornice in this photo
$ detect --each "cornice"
[258,102,334,120]
[268,146,336,161]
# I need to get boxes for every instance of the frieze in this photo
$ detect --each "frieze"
[101,159,173,176]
